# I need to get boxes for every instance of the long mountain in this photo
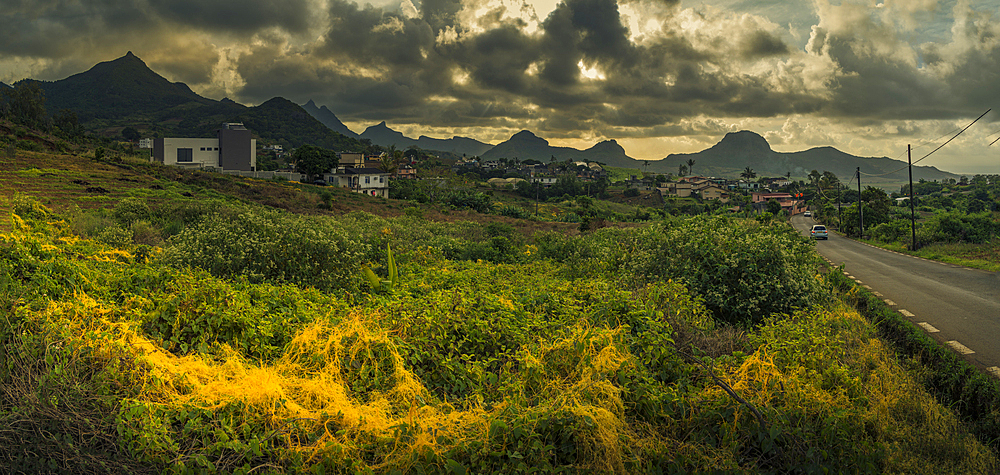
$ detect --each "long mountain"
[480,130,642,168]
[655,130,958,182]
[359,121,493,157]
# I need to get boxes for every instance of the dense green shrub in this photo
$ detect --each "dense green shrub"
[113,197,152,226]
[161,206,366,292]
[578,216,823,326]
[870,219,911,243]
[918,211,996,244]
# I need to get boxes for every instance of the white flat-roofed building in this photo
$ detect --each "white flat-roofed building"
[153,123,257,171]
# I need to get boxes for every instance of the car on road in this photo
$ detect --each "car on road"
[804,211,812,217]
[810,224,828,240]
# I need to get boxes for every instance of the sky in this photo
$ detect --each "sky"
[2,0,1000,174]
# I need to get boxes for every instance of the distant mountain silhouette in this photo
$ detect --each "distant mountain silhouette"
[359,121,492,156]
[25,52,365,151]
[301,100,359,139]
[655,130,958,182]
[480,130,642,168]
[34,51,229,122]
[210,97,362,152]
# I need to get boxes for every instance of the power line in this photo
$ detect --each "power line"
[860,109,991,178]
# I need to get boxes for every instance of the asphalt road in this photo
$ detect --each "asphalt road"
[790,215,1000,373]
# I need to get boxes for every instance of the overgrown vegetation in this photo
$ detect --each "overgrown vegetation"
[2,195,998,473]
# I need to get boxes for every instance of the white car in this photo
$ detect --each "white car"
[810,224,828,240]
[804,211,812,217]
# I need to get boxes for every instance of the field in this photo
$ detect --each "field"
[2,147,1000,473]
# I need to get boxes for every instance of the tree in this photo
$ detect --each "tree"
[766,198,782,216]
[741,167,756,180]
[121,126,141,142]
[293,145,338,180]
[687,158,696,177]
[379,145,403,175]
[53,109,80,136]
[2,80,47,130]
[808,170,822,187]
[679,164,688,177]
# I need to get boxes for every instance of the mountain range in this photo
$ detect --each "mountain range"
[27,52,363,152]
[657,131,958,182]
[480,130,642,168]
[14,52,959,183]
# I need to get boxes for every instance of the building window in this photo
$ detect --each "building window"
[200,147,206,151]
[177,148,193,163]
[365,176,370,184]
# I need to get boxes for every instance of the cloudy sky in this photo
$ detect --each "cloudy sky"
[3,0,1000,174]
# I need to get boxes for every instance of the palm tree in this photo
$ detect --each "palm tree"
[686,159,696,177]
[741,167,756,180]
[678,164,688,177]
[808,169,822,186]
[379,145,403,175]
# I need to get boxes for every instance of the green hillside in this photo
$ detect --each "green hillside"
[2,143,1000,473]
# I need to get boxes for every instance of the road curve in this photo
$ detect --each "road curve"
[790,215,1000,372]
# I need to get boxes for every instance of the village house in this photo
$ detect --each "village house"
[324,167,390,198]
[751,192,807,215]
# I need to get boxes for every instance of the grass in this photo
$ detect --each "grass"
[859,238,1000,272]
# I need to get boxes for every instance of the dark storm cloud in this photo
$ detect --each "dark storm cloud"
[147,0,313,33]
[740,30,789,58]
[458,25,540,93]
[809,28,950,120]
[0,0,311,59]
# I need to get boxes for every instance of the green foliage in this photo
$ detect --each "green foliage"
[362,245,398,293]
[2,80,48,130]
[292,144,338,179]
[161,205,366,292]
[918,211,996,245]
[623,187,640,197]
[113,197,152,226]
[495,204,532,219]
[2,197,997,474]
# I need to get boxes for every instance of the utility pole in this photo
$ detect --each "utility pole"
[837,182,842,230]
[535,181,539,217]
[908,144,917,251]
[856,167,863,238]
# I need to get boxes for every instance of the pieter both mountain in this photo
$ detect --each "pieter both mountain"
[29,52,957,182]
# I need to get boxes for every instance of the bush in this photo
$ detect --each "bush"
[623,187,640,197]
[161,206,366,292]
[918,211,996,245]
[577,216,824,326]
[870,219,911,244]
[113,197,152,226]
[495,204,532,219]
